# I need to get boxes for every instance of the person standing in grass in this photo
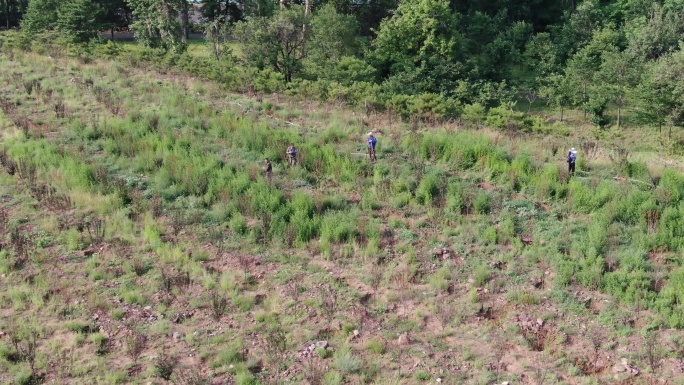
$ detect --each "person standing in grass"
[567,147,577,175]
[367,132,377,162]
[286,143,297,167]
[264,158,272,182]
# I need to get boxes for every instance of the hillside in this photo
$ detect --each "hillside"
[1,40,684,385]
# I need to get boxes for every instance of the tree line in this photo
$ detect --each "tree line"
[7,0,684,135]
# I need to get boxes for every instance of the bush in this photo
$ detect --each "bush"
[229,213,248,235]
[473,192,491,214]
[333,348,360,373]
[415,173,442,205]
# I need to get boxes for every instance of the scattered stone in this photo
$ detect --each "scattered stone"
[397,333,413,346]
[172,332,182,341]
[436,378,442,383]
[536,318,544,327]
[613,359,639,376]
[315,340,329,349]
[172,311,194,324]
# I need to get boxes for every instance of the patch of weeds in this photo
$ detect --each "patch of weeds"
[67,321,96,334]
[173,366,210,385]
[473,264,491,286]
[131,258,152,276]
[155,349,178,380]
[210,289,228,320]
[125,329,147,365]
[104,371,128,384]
[323,370,343,385]
[508,289,540,305]
[333,347,360,373]
[111,308,125,321]
[365,339,385,355]
[121,290,146,306]
[415,369,431,381]
[233,294,256,311]
[234,371,257,385]
[90,333,108,356]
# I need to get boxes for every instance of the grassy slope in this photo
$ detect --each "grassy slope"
[0,43,683,385]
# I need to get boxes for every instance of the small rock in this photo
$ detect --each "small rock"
[536,318,544,327]
[144,306,152,311]
[353,330,359,337]
[397,333,412,346]
[436,378,442,383]
[172,332,182,341]
[315,340,329,349]
[501,382,510,385]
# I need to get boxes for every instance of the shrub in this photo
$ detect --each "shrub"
[473,192,491,214]
[416,173,443,205]
[229,213,248,235]
[364,339,385,355]
[658,169,684,206]
[333,348,360,373]
[234,371,256,385]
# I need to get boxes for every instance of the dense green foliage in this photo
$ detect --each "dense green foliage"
[11,0,684,130]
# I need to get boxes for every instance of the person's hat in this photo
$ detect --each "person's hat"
[570,147,577,153]
[368,131,375,136]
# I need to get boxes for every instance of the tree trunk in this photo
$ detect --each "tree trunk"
[560,105,564,122]
[617,105,621,128]
[280,0,286,8]
[111,28,114,40]
[304,0,310,15]
[5,0,9,30]
[180,0,189,44]
[582,83,587,120]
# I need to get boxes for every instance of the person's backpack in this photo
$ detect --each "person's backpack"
[568,152,576,163]
[371,136,377,146]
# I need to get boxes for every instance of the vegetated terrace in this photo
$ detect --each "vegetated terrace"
[1,36,684,385]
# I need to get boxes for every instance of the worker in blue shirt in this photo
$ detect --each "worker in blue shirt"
[367,132,377,162]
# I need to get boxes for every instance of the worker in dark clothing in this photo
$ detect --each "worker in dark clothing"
[264,158,272,182]
[567,147,577,175]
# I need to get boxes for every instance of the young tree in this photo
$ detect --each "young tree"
[372,0,464,95]
[541,73,573,121]
[626,2,684,61]
[633,68,674,136]
[20,0,60,36]
[306,3,361,79]
[127,0,185,52]
[639,47,684,139]
[201,0,243,23]
[57,0,105,43]
[97,0,132,39]
[595,49,640,127]
[233,5,309,82]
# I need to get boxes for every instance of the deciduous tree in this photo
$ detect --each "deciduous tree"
[234,5,308,82]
